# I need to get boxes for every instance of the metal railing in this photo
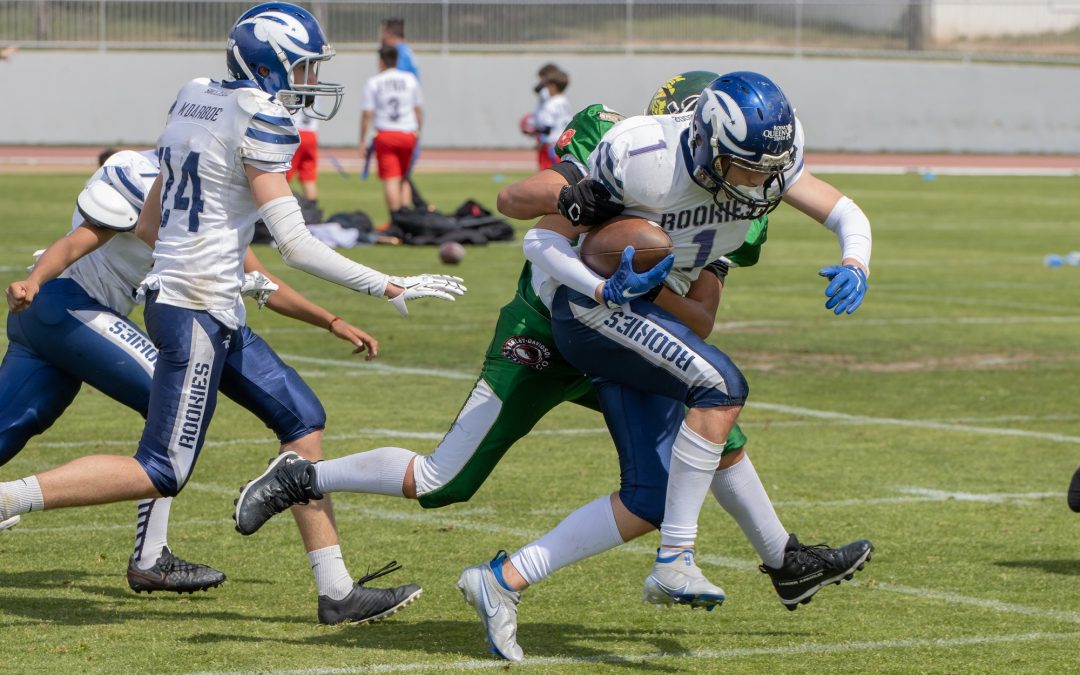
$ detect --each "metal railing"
[2,0,1079,64]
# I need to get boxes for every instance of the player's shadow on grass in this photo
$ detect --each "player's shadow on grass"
[0,570,310,626]
[0,592,312,626]
[0,569,133,598]
[995,559,1080,576]
[187,619,806,670]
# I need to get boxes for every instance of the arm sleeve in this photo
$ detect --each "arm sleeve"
[822,196,872,271]
[523,228,606,299]
[258,196,389,297]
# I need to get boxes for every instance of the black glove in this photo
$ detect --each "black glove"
[557,180,624,228]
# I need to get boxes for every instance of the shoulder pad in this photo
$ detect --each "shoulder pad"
[77,180,138,231]
[237,87,291,119]
[77,151,159,231]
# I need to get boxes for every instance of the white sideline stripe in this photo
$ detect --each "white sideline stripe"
[895,487,1060,503]
[183,632,1080,674]
[751,402,1080,445]
[773,488,1061,508]
[875,584,1080,625]
[714,315,1080,331]
[279,354,477,381]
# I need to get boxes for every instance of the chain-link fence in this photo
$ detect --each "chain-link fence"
[2,0,1079,63]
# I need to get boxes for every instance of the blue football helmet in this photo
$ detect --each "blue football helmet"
[226,2,344,119]
[689,72,797,219]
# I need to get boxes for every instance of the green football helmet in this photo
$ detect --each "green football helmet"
[645,70,720,116]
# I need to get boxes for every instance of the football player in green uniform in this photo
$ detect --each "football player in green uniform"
[233,74,736,534]
[234,74,824,663]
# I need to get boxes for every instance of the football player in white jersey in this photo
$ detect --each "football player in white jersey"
[1,149,391,603]
[432,72,875,662]
[522,71,873,611]
[0,2,465,623]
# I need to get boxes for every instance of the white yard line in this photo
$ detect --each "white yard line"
[751,402,1080,445]
[183,631,1080,674]
[714,315,1080,331]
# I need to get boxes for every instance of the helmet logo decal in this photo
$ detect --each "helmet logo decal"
[704,89,753,157]
[238,11,316,57]
[763,123,793,141]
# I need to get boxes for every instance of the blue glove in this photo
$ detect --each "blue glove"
[601,247,675,309]
[818,264,868,315]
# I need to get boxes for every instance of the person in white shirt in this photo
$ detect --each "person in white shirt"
[360,45,423,217]
[532,68,571,171]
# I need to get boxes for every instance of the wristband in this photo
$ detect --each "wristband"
[548,160,584,185]
[328,316,342,332]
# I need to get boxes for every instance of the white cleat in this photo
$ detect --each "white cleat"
[456,551,524,663]
[0,515,20,532]
[643,548,726,611]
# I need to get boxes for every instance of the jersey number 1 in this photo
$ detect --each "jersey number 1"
[159,148,205,232]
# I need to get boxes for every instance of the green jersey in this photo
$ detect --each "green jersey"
[554,103,627,169]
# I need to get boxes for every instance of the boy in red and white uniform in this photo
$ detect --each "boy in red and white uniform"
[360,44,423,216]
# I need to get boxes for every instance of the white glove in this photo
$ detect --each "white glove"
[28,249,46,273]
[241,271,279,309]
[387,274,467,317]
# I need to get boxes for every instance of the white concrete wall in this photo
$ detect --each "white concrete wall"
[2,50,1079,153]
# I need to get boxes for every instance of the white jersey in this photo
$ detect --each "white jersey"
[535,93,572,145]
[143,78,298,329]
[62,150,160,316]
[531,112,804,307]
[362,68,422,132]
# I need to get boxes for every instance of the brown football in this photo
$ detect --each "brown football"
[580,215,673,278]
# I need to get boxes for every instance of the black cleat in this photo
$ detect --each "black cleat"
[317,561,422,625]
[234,451,323,535]
[1068,466,1080,513]
[127,546,226,594]
[760,533,873,611]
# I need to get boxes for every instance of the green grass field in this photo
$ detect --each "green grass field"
[1,170,1078,673]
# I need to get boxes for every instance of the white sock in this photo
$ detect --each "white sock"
[710,455,789,569]
[314,446,416,497]
[509,495,625,586]
[660,422,725,548]
[133,498,172,569]
[0,476,45,520]
[308,545,354,600]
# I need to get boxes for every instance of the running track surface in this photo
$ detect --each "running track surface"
[2,146,1078,175]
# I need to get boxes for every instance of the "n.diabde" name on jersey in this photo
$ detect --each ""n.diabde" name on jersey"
[176,102,223,123]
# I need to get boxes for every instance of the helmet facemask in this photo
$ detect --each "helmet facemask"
[714,152,795,220]
[277,51,343,120]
